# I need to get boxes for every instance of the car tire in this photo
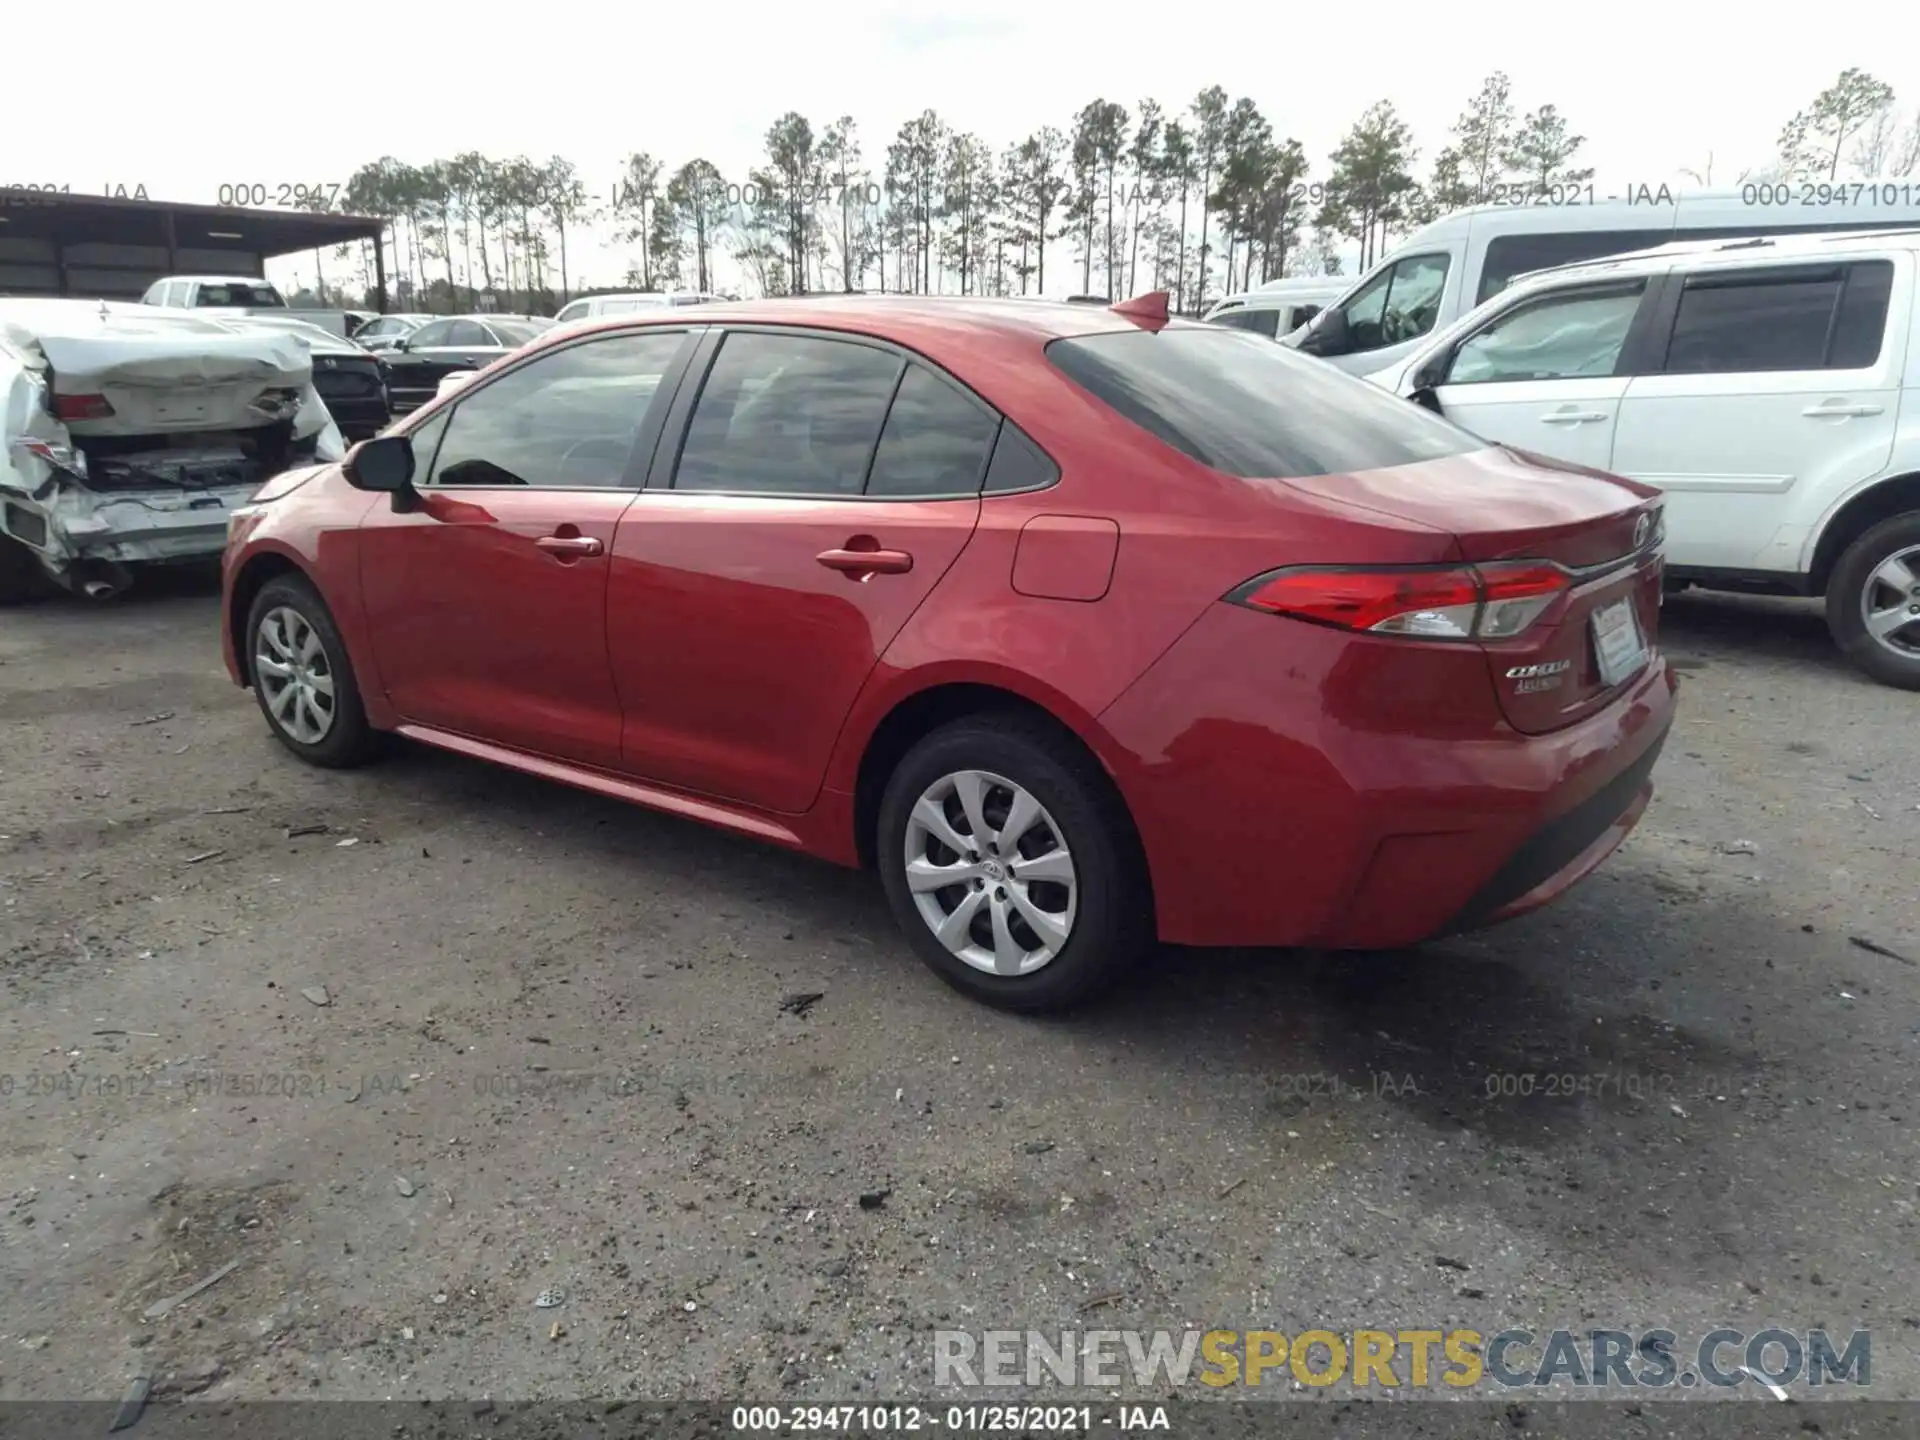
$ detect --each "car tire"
[244,574,381,767]
[1826,511,1920,690]
[876,715,1151,1013]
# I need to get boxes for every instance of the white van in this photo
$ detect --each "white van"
[552,291,722,324]
[1202,278,1347,338]
[1373,228,1920,688]
[1288,187,1920,377]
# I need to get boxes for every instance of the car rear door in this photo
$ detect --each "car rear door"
[356,326,697,768]
[1419,276,1664,473]
[605,326,996,813]
[1611,256,1905,570]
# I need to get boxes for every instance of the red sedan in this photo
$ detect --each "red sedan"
[221,293,1677,1012]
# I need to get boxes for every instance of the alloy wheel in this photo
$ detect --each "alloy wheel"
[255,605,337,745]
[1861,543,1920,659]
[902,769,1078,976]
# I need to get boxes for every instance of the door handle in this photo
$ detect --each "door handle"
[1802,401,1883,418]
[536,534,603,558]
[1539,409,1609,424]
[817,546,913,577]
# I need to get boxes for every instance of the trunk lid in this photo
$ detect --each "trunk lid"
[1281,445,1665,734]
[33,330,310,438]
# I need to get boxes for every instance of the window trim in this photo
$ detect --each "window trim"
[651,322,1035,503]
[407,325,702,494]
[1438,278,1652,387]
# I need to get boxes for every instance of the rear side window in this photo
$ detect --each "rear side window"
[1828,261,1894,368]
[1478,231,1670,304]
[1660,263,1890,374]
[1047,325,1482,479]
[983,421,1059,494]
[1212,307,1281,338]
[674,331,902,495]
[446,321,492,347]
[865,363,1000,497]
[195,282,282,307]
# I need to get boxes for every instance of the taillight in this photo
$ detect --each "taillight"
[1228,561,1571,641]
[53,393,115,421]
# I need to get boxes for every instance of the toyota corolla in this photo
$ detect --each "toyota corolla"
[221,294,1677,1012]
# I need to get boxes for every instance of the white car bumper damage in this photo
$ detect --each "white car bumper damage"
[1,302,342,595]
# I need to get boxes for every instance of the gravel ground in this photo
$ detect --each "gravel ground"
[0,575,1916,1411]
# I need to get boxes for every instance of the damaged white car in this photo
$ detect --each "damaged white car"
[1,300,343,602]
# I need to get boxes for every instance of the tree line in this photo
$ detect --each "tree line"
[306,68,1920,315]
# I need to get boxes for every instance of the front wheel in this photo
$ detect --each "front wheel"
[875,716,1151,1013]
[245,575,381,766]
[1826,513,1920,690]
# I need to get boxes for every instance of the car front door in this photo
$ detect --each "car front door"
[356,327,698,768]
[1612,258,1903,570]
[606,327,998,813]
[1418,277,1658,473]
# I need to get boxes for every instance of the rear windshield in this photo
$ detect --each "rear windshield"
[488,320,543,345]
[1046,325,1484,478]
[196,284,284,307]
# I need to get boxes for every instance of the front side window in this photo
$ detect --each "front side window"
[1445,282,1647,385]
[554,301,589,323]
[421,330,686,489]
[673,331,903,495]
[1343,253,1450,352]
[1663,267,1846,374]
[864,363,1001,498]
[1048,324,1482,479]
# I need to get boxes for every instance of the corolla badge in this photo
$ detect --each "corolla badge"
[1506,659,1572,694]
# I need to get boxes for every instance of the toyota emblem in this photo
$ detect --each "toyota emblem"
[1633,512,1652,548]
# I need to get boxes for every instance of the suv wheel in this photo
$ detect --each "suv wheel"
[1827,512,1920,690]
[245,575,380,766]
[876,716,1150,1013]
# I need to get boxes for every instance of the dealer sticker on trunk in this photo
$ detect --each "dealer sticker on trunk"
[1591,598,1648,689]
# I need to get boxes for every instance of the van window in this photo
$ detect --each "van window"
[1046,325,1482,479]
[1288,305,1322,329]
[1211,307,1281,338]
[554,300,589,323]
[1478,231,1670,304]
[1342,253,1449,353]
[1661,265,1880,375]
[1445,283,1647,385]
[194,281,283,308]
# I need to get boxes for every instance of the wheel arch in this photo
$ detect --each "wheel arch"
[846,674,1148,905]
[227,549,312,685]
[1808,471,1920,595]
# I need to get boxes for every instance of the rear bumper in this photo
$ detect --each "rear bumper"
[1440,721,1666,934]
[1097,601,1680,949]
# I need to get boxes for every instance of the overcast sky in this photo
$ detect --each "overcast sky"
[13,0,1917,296]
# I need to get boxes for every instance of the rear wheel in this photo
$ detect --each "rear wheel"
[1826,512,1920,690]
[876,716,1150,1013]
[245,575,380,767]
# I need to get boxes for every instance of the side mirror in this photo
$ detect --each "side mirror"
[1296,305,1350,357]
[1408,387,1444,414]
[1411,355,1448,391]
[390,337,410,353]
[343,435,415,493]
